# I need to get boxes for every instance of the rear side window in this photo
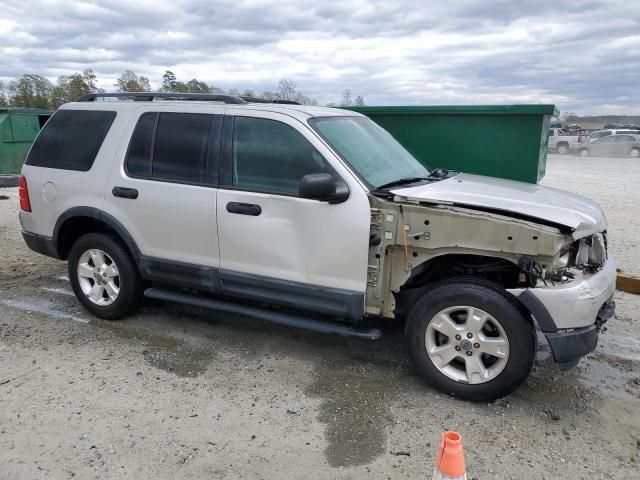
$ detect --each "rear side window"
[591,131,611,140]
[126,112,219,185]
[26,110,116,171]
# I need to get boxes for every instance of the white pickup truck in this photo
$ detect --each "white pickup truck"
[548,128,581,154]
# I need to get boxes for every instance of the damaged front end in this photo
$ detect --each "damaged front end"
[517,232,609,289]
[510,231,616,369]
[366,175,616,371]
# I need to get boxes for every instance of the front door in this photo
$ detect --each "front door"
[105,107,223,291]
[216,110,371,320]
[613,135,634,156]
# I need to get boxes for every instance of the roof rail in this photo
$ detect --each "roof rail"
[241,96,301,105]
[76,92,247,104]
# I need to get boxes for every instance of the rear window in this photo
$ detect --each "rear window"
[26,110,116,171]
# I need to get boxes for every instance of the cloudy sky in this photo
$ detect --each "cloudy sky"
[1,0,639,114]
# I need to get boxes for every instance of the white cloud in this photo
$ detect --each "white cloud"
[1,0,639,114]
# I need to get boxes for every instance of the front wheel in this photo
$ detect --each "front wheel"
[579,148,590,157]
[630,148,640,158]
[68,233,143,320]
[406,279,535,402]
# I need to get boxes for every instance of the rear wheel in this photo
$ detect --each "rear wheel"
[557,143,569,154]
[406,279,535,401]
[68,233,143,320]
[579,148,590,157]
[630,148,640,158]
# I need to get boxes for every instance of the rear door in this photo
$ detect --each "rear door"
[104,106,223,291]
[215,109,371,320]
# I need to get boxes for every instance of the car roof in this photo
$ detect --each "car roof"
[594,133,640,141]
[591,128,639,134]
[58,99,362,122]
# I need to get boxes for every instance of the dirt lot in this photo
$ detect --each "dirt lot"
[1,154,639,479]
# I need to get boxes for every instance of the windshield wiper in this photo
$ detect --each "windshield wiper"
[374,177,431,190]
[374,169,455,190]
[371,169,457,197]
[428,168,453,179]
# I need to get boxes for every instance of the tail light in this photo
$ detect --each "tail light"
[19,176,32,212]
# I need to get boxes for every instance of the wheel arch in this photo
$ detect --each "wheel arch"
[393,253,525,319]
[53,207,141,261]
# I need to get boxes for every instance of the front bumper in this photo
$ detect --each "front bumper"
[509,257,617,368]
[512,257,617,330]
[544,299,615,369]
[545,325,597,368]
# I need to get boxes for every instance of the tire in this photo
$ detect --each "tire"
[68,233,143,320]
[557,143,568,154]
[579,148,590,157]
[630,148,640,158]
[406,278,536,402]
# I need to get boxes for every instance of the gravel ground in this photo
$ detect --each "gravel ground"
[1,155,639,479]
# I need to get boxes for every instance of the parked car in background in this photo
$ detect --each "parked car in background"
[589,129,640,142]
[548,128,580,154]
[573,134,640,157]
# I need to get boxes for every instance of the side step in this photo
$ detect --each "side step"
[144,288,382,340]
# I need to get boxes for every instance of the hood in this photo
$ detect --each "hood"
[390,173,606,238]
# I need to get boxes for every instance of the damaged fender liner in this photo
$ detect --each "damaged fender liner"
[517,290,559,333]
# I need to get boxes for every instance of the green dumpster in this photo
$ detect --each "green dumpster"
[344,105,558,184]
[0,108,53,174]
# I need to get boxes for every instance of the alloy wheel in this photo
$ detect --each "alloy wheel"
[77,249,120,306]
[425,306,510,384]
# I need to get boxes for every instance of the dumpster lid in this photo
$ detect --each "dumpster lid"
[0,107,54,115]
[344,104,559,116]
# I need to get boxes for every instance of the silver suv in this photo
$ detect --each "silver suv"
[19,93,616,401]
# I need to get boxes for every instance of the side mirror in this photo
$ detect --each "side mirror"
[299,173,349,203]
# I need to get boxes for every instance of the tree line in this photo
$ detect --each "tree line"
[0,69,365,110]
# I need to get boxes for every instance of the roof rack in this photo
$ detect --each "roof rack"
[241,96,301,105]
[76,92,247,104]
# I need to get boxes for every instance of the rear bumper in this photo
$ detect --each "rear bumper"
[22,231,61,259]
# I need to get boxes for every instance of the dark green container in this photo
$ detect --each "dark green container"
[344,105,558,184]
[0,108,52,174]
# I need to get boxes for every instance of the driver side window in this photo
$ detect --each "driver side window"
[232,117,329,195]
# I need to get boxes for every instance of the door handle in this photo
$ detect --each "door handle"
[112,186,139,199]
[226,202,261,216]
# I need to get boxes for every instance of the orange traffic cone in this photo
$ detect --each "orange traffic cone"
[432,431,467,480]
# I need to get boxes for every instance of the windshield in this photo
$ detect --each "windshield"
[309,116,429,189]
